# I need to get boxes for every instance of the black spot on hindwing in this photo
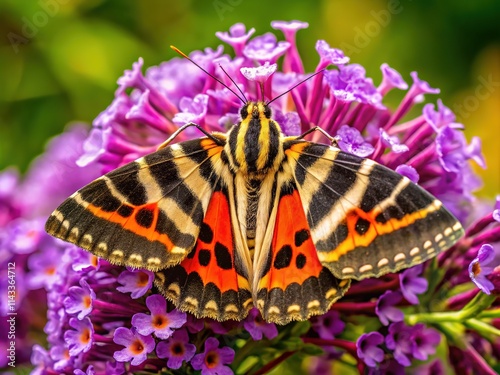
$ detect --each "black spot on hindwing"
[198,222,214,244]
[274,245,293,269]
[198,249,211,266]
[214,242,232,270]
[296,253,307,269]
[294,229,310,247]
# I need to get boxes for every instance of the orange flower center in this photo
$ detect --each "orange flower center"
[152,315,168,329]
[472,262,481,276]
[137,272,150,287]
[205,351,219,369]
[79,328,91,344]
[83,295,92,309]
[130,339,144,354]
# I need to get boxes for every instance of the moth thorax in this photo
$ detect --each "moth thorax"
[225,102,285,175]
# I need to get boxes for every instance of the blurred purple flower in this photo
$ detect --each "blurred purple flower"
[173,94,209,126]
[30,345,52,375]
[69,246,100,273]
[316,40,349,67]
[400,264,428,304]
[376,291,404,326]
[131,294,186,339]
[410,324,441,361]
[357,331,385,368]
[273,109,301,136]
[18,124,101,216]
[379,129,409,153]
[241,62,277,84]
[243,308,278,340]
[64,317,94,356]
[243,32,290,63]
[385,322,414,366]
[469,244,495,294]
[63,279,96,320]
[423,99,462,131]
[113,327,155,366]
[385,322,440,367]
[395,164,419,183]
[0,168,20,227]
[216,23,255,56]
[378,63,408,95]
[5,218,44,255]
[74,364,95,375]
[191,337,235,375]
[116,268,154,298]
[336,124,375,157]
[27,245,66,290]
[310,310,345,340]
[156,328,196,369]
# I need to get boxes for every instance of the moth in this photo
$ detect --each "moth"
[46,48,464,324]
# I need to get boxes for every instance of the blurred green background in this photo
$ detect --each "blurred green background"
[1,0,499,197]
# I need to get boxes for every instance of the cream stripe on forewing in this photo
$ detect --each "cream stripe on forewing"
[291,152,334,209]
[309,159,375,244]
[372,176,411,215]
[136,157,164,203]
[101,175,134,204]
[73,190,90,207]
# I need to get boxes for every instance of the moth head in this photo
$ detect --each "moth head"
[240,102,272,121]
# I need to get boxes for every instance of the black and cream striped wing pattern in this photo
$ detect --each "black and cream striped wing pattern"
[284,140,464,280]
[45,138,226,271]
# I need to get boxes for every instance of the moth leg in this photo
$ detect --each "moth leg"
[157,122,225,150]
[296,126,339,147]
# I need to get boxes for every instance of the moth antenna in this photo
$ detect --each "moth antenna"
[218,64,248,103]
[171,45,246,104]
[267,68,326,106]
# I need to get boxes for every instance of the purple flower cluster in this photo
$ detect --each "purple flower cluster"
[358,322,440,370]
[25,241,244,374]
[1,20,499,374]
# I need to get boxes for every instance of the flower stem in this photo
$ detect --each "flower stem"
[478,308,500,319]
[248,351,296,375]
[233,339,261,368]
[405,292,497,325]
[302,337,358,358]
[464,318,500,339]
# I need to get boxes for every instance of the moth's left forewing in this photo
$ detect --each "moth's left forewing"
[285,140,464,281]
[46,138,224,271]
